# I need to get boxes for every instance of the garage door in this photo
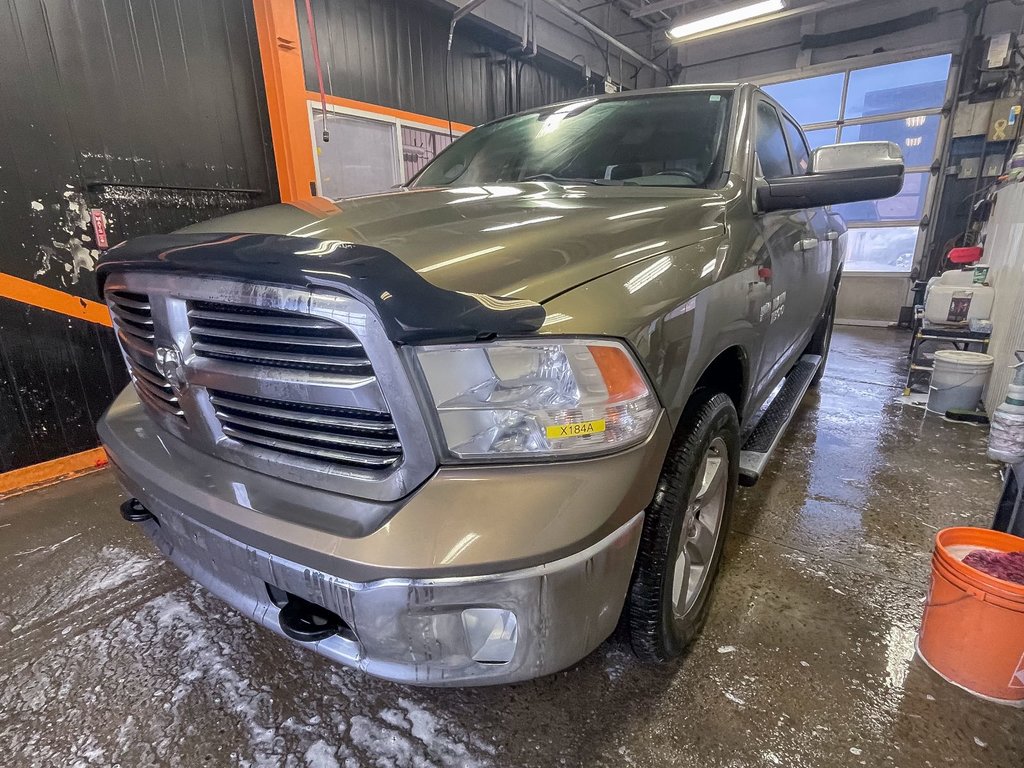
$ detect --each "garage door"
[763,53,953,276]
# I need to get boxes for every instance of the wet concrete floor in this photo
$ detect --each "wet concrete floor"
[1,327,1021,767]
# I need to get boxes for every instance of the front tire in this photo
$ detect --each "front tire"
[626,390,740,661]
[806,292,837,387]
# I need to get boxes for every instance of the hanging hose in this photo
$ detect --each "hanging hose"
[444,43,454,140]
[303,0,330,143]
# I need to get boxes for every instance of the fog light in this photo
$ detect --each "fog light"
[461,608,518,664]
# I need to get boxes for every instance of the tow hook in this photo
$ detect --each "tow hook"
[276,593,346,643]
[120,498,156,524]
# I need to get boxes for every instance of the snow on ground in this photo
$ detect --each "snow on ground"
[0,582,498,767]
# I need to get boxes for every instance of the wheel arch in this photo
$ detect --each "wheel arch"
[690,345,749,423]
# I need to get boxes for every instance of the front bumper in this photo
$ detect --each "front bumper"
[100,390,669,684]
[134,498,643,685]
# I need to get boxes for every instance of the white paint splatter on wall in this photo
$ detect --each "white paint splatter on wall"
[30,189,101,286]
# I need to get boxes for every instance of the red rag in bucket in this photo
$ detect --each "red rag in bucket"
[962,550,1024,585]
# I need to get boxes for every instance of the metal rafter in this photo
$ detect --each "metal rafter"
[540,0,669,75]
[630,0,695,19]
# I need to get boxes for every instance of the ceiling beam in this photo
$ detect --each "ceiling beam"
[540,0,669,75]
[630,0,693,18]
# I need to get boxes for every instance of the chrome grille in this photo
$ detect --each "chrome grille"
[188,301,373,375]
[210,390,402,469]
[107,290,186,422]
[102,273,436,503]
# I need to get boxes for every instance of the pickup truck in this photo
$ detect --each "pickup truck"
[96,83,903,685]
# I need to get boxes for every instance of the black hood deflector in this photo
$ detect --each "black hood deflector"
[96,233,545,344]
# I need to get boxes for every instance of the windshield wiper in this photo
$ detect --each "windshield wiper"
[521,174,625,186]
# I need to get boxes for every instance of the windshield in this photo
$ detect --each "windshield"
[412,90,732,189]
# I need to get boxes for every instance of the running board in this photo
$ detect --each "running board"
[738,354,822,486]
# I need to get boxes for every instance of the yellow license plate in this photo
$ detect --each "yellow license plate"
[545,419,606,439]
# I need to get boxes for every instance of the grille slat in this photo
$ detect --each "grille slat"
[107,290,186,425]
[114,321,155,342]
[192,341,372,371]
[188,325,363,350]
[221,426,400,468]
[136,376,179,405]
[109,305,155,340]
[188,308,338,331]
[209,393,396,434]
[216,412,401,453]
[108,292,151,311]
[210,389,402,471]
[108,302,154,325]
[136,385,185,418]
[188,300,373,376]
[116,328,158,368]
[134,376,185,417]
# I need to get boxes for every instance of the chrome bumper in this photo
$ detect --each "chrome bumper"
[99,390,665,685]
[133,495,642,685]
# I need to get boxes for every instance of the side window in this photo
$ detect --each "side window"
[755,101,793,179]
[783,118,811,174]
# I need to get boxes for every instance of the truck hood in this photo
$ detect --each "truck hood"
[178,183,726,303]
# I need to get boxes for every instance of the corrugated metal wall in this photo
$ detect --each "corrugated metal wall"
[0,0,278,473]
[297,0,582,127]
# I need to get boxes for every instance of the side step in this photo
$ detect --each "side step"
[738,354,822,486]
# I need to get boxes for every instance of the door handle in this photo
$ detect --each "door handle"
[795,237,819,252]
[826,230,840,241]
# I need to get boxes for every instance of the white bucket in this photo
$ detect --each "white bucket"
[927,350,994,414]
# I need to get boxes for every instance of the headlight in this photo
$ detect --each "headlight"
[414,338,659,459]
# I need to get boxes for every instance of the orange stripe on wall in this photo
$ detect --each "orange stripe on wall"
[0,447,109,498]
[315,92,475,135]
[0,272,111,327]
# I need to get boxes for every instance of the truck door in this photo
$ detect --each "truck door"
[751,99,814,392]
[781,114,832,353]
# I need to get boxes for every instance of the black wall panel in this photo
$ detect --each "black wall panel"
[0,299,129,473]
[0,0,278,297]
[0,0,277,473]
[298,0,583,127]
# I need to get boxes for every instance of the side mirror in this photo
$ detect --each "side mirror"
[757,141,905,212]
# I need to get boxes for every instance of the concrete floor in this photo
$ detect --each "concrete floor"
[1,327,1022,767]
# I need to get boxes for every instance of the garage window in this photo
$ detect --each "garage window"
[311,105,463,199]
[763,53,952,274]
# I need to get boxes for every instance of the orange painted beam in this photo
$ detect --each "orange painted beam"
[253,0,318,201]
[0,447,109,498]
[0,272,111,327]
[316,92,475,135]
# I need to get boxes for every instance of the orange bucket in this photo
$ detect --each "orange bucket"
[917,527,1024,707]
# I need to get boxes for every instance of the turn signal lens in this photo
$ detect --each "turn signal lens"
[588,344,649,402]
[414,338,659,460]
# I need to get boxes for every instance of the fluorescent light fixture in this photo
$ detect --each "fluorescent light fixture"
[667,0,785,40]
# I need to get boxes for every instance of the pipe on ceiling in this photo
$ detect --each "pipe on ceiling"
[539,0,669,77]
